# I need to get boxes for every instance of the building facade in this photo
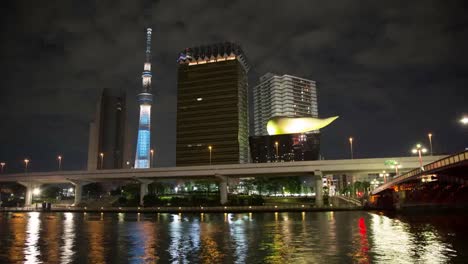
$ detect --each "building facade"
[249,132,320,163]
[176,42,250,166]
[253,73,318,136]
[87,88,127,170]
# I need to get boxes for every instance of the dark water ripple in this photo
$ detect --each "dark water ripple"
[0,211,467,263]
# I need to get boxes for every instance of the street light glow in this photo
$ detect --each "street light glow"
[33,188,41,195]
[461,116,468,125]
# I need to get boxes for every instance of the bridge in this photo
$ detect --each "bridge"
[370,150,468,209]
[0,155,446,207]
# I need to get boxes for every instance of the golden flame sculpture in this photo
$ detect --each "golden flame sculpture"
[267,116,339,135]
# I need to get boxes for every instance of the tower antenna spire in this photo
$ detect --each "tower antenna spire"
[134,28,154,169]
[145,28,152,63]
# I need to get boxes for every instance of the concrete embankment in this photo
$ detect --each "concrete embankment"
[1,204,363,213]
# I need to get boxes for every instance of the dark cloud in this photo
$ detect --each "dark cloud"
[0,0,467,172]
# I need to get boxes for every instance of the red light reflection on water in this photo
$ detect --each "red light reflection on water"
[358,217,370,263]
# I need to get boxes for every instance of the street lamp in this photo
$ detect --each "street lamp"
[99,153,104,169]
[427,133,433,156]
[208,146,212,165]
[150,149,155,168]
[379,170,390,183]
[0,162,5,173]
[370,179,379,190]
[57,155,62,170]
[460,116,468,125]
[24,159,30,173]
[412,144,428,170]
[349,137,354,159]
[274,141,279,162]
[391,163,402,175]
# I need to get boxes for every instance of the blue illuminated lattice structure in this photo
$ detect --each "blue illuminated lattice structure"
[134,28,153,169]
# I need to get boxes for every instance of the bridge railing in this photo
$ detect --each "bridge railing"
[372,150,468,195]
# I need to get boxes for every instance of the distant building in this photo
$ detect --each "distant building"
[87,88,127,169]
[176,42,250,166]
[249,133,320,163]
[253,73,318,136]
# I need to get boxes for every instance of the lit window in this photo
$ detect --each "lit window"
[197,98,203,101]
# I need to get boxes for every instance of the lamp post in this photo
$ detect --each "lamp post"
[24,159,30,173]
[379,170,390,183]
[0,162,5,173]
[349,137,354,159]
[208,146,212,165]
[370,179,379,190]
[412,144,427,169]
[460,116,468,125]
[274,141,279,162]
[391,163,401,175]
[99,153,104,169]
[57,155,62,170]
[427,133,433,156]
[150,149,154,168]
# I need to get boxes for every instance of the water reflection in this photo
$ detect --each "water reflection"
[369,213,455,263]
[60,213,75,264]
[43,214,60,263]
[168,214,201,263]
[7,213,27,263]
[129,221,159,263]
[0,211,466,263]
[87,219,106,263]
[24,212,41,264]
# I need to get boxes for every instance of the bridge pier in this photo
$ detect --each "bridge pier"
[215,174,228,205]
[138,179,153,206]
[70,180,91,206]
[18,182,41,207]
[314,171,323,207]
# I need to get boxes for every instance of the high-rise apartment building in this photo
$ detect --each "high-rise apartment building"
[176,42,250,166]
[87,88,127,170]
[253,73,318,136]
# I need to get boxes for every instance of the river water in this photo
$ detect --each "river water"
[0,211,466,263]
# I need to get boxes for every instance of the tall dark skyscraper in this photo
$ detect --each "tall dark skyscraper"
[176,43,250,166]
[87,88,127,169]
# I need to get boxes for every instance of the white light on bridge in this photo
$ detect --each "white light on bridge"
[32,188,41,195]
[461,116,468,125]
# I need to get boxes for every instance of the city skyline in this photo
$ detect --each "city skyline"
[0,1,467,172]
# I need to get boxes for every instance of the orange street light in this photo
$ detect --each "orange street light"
[274,141,279,162]
[208,146,212,165]
[24,159,30,173]
[427,133,433,156]
[411,144,427,169]
[349,137,354,159]
[99,153,104,169]
[57,155,62,170]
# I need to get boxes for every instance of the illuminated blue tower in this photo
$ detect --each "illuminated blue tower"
[134,28,153,168]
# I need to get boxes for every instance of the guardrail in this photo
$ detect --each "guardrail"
[372,150,468,195]
[1,203,362,213]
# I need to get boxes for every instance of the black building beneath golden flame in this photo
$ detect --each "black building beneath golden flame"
[176,43,250,166]
[249,133,320,163]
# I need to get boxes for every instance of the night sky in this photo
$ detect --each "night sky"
[0,0,467,173]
